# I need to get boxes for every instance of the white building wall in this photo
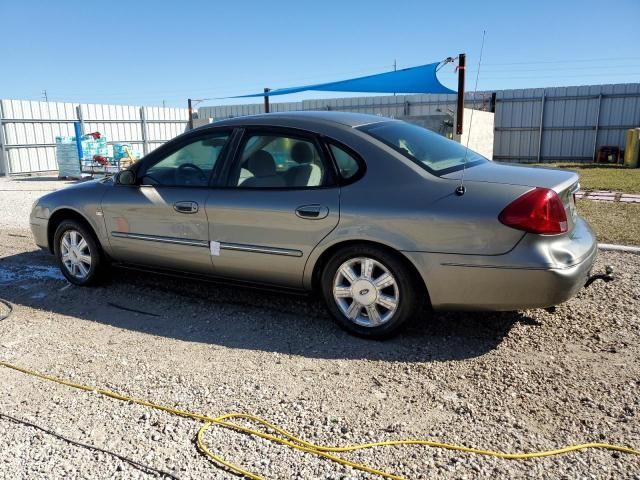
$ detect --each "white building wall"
[461,108,495,159]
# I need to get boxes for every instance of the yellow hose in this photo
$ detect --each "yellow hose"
[1,360,638,480]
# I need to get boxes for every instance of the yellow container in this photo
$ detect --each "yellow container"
[624,128,640,168]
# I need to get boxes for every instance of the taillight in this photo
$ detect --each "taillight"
[498,187,568,235]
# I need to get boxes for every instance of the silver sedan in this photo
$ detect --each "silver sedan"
[30,111,597,338]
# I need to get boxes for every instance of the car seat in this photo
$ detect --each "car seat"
[286,142,321,187]
[240,150,286,188]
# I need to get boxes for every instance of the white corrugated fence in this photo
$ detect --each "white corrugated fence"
[2,83,639,175]
[0,100,188,175]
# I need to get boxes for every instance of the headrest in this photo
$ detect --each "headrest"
[247,150,276,176]
[291,142,313,164]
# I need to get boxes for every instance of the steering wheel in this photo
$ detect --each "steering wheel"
[175,163,207,186]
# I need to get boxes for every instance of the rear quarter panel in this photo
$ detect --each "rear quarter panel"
[302,136,531,288]
[314,129,529,252]
[336,178,528,254]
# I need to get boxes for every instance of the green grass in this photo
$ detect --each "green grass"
[540,163,640,194]
[577,199,640,246]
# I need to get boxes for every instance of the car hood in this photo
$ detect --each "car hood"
[62,178,109,190]
[442,162,578,192]
[37,178,109,206]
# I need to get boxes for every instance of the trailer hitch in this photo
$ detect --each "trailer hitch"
[585,265,615,288]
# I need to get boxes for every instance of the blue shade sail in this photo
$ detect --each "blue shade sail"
[231,62,456,98]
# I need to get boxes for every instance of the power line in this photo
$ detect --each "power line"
[478,71,640,79]
[56,64,637,103]
[482,56,639,66]
[466,64,640,73]
[19,58,639,106]
[42,64,396,100]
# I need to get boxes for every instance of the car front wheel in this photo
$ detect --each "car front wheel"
[321,245,421,338]
[53,220,104,286]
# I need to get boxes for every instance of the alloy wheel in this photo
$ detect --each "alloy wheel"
[332,257,399,327]
[60,230,92,280]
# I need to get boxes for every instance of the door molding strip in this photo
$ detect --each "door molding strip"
[219,242,303,257]
[111,232,303,257]
[111,232,209,248]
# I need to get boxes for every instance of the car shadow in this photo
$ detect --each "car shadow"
[0,248,539,362]
[10,176,65,182]
[10,176,95,183]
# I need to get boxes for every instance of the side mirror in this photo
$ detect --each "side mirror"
[117,170,137,186]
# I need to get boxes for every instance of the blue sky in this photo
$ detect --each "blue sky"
[1,0,639,107]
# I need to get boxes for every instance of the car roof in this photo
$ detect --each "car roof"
[201,110,392,129]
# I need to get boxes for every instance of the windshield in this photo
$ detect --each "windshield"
[358,121,487,176]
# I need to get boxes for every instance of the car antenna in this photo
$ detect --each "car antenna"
[456,30,486,197]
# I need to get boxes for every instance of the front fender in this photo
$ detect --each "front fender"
[39,180,111,255]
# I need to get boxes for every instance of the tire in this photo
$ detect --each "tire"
[53,219,105,286]
[320,244,421,339]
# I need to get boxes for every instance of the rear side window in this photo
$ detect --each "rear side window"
[230,133,333,188]
[358,121,487,176]
[329,144,360,180]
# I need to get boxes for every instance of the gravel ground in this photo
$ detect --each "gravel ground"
[0,178,639,479]
[0,176,77,230]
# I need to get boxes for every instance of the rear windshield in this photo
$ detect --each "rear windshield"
[358,121,487,176]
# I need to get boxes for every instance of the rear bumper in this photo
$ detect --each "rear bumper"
[403,217,597,311]
[425,250,595,311]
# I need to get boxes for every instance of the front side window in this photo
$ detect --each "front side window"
[232,134,330,188]
[140,132,230,187]
[358,121,487,176]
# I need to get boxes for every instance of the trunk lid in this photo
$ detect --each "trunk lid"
[443,162,580,230]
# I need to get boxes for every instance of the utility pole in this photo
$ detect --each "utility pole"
[393,59,397,96]
[41,90,48,102]
[263,88,270,113]
[456,53,465,136]
[188,98,193,130]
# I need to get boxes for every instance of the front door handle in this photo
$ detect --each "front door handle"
[173,201,199,214]
[295,204,329,220]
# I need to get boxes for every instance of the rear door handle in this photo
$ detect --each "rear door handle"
[173,201,199,214]
[295,204,329,220]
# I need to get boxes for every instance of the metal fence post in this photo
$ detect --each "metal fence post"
[76,104,85,135]
[592,94,602,162]
[140,107,149,155]
[0,101,8,176]
[537,90,546,163]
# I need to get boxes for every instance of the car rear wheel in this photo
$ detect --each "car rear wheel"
[321,245,420,338]
[53,220,104,286]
